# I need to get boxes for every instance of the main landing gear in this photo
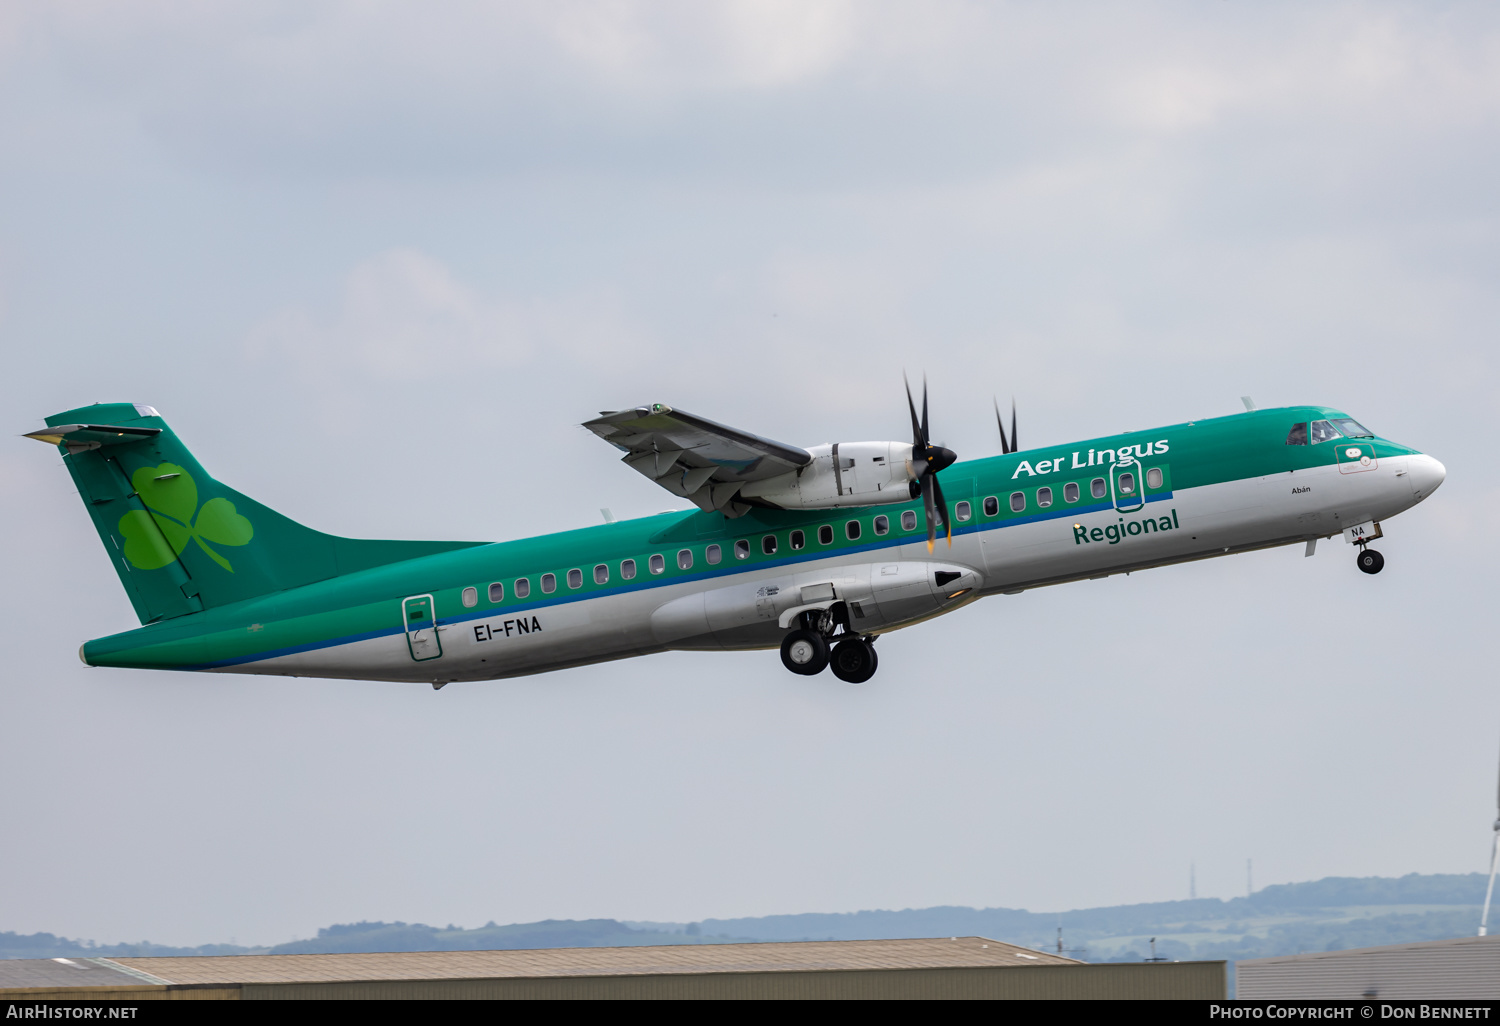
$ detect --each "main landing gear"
[779,605,879,684]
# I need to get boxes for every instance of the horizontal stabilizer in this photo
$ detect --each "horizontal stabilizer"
[25,423,162,452]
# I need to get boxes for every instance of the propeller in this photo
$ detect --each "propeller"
[994,397,1018,454]
[1481,731,1500,936]
[904,374,958,552]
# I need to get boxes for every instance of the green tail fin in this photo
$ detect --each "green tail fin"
[32,403,485,624]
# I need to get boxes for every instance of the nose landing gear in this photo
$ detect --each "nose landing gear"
[1356,544,1385,575]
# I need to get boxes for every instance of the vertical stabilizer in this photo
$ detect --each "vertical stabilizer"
[30,404,485,624]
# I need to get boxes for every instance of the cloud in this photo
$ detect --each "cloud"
[246,248,650,385]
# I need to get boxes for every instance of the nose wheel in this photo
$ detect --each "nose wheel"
[1356,546,1384,575]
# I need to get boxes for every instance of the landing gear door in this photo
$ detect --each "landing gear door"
[1336,442,1378,475]
[402,594,443,662]
[1111,457,1145,513]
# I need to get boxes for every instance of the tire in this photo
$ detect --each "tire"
[1357,548,1385,575]
[780,629,829,675]
[829,638,878,684]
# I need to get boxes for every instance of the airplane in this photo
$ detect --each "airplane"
[26,387,1444,688]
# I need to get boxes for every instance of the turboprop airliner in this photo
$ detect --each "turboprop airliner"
[27,386,1444,687]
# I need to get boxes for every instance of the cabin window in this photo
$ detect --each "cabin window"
[541,573,556,594]
[874,515,889,535]
[461,586,478,608]
[649,554,665,574]
[762,535,777,555]
[677,549,693,570]
[1310,420,1342,444]
[514,577,530,599]
[818,525,834,545]
[846,520,861,540]
[734,539,750,560]
[621,559,636,580]
[790,530,805,550]
[901,510,917,531]
[955,501,971,522]
[706,544,722,565]
[1036,487,1052,508]
[1091,478,1107,499]
[1333,418,1373,438]
[1146,468,1163,489]
[1010,491,1026,512]
[983,496,998,516]
[488,582,504,603]
[567,568,583,589]
[594,564,609,585]
[1064,482,1080,503]
[1118,473,1135,495]
[1286,422,1308,446]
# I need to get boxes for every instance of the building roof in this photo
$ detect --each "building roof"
[1237,934,1500,1001]
[98,937,1076,986]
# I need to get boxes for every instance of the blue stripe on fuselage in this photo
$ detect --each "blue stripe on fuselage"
[185,492,1174,670]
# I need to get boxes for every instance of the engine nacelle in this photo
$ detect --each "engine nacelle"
[739,441,913,510]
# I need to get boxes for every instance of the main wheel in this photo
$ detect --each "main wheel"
[1357,548,1385,575]
[829,638,878,684]
[780,629,829,675]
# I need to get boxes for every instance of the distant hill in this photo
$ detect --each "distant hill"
[3,872,1487,963]
[265,918,753,954]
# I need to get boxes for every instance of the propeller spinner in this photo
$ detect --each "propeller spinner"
[904,374,957,552]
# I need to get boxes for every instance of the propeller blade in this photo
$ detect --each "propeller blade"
[1011,399,1018,454]
[922,475,939,552]
[994,397,1011,454]
[932,473,952,548]
[904,374,924,449]
[920,375,931,444]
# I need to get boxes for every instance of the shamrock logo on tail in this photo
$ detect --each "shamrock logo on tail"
[118,463,253,572]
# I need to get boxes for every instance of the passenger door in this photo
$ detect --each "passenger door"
[402,594,443,662]
[1111,457,1145,513]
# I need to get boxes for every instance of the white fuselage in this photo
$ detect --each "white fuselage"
[227,453,1443,684]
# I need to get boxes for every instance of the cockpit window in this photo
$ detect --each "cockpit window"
[1332,418,1372,438]
[1310,420,1342,444]
[1285,422,1308,446]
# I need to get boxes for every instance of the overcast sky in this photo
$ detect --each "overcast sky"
[1,1,1497,948]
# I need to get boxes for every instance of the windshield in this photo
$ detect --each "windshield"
[1309,420,1342,444]
[1332,418,1373,438]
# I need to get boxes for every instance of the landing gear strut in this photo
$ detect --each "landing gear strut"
[1356,546,1385,575]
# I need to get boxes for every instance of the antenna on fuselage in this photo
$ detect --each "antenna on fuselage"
[1480,730,1500,936]
[1241,396,1257,411]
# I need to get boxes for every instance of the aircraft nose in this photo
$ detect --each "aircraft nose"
[1407,453,1446,502]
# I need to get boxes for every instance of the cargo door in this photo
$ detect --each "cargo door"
[402,594,443,662]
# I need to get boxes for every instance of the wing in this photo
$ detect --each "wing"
[583,404,811,515]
